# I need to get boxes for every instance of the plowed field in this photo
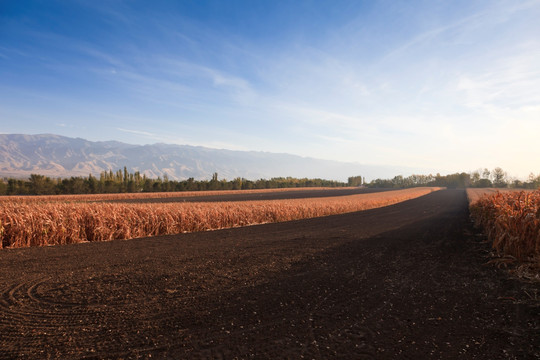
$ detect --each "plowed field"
[0,189,538,359]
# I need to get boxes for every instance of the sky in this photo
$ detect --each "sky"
[1,0,539,179]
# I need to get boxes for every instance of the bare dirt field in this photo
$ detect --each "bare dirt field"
[0,189,539,359]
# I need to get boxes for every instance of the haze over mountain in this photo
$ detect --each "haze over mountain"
[0,134,436,182]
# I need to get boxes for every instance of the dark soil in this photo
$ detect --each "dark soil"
[109,187,393,203]
[0,189,538,359]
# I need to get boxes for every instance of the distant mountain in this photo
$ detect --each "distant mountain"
[0,134,432,181]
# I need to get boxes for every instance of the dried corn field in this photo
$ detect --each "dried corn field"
[0,187,440,248]
[466,188,501,204]
[468,189,540,262]
[466,188,534,205]
[0,187,333,203]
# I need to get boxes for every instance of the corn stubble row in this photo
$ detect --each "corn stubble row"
[469,190,540,261]
[0,188,439,248]
[0,187,332,203]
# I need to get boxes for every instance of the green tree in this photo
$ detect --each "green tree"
[347,175,363,187]
[475,178,492,187]
[28,174,56,195]
[492,167,507,188]
[470,170,481,186]
[232,177,243,190]
[208,172,220,190]
[87,174,98,193]
[0,179,7,195]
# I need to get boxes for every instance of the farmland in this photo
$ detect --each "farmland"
[466,188,535,204]
[468,188,540,265]
[0,187,352,203]
[0,187,439,248]
[0,188,538,359]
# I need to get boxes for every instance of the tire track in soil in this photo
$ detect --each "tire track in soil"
[0,189,539,359]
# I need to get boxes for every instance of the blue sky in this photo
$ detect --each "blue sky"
[1,0,539,178]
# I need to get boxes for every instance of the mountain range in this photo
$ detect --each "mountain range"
[0,134,434,181]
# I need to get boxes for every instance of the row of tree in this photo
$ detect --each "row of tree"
[0,168,347,196]
[0,166,537,196]
[367,167,540,189]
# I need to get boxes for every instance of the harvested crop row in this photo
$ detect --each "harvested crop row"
[0,187,440,248]
[469,190,540,261]
[466,188,501,205]
[0,187,336,203]
[466,188,534,205]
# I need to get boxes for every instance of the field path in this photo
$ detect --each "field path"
[0,189,538,359]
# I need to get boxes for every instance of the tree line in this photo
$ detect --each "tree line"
[0,166,537,196]
[366,167,540,189]
[0,168,347,196]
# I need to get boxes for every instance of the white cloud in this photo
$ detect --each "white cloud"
[116,128,156,137]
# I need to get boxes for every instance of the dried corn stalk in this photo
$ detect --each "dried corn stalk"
[470,190,540,261]
[0,187,440,248]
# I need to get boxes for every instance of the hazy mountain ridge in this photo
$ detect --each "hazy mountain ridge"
[0,134,427,181]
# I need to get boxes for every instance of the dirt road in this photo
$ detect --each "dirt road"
[0,189,538,359]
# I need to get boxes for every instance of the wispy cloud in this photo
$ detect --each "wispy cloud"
[116,128,156,137]
[2,0,540,177]
[456,49,540,110]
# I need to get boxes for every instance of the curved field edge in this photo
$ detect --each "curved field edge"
[0,187,352,203]
[467,188,540,268]
[0,187,441,248]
